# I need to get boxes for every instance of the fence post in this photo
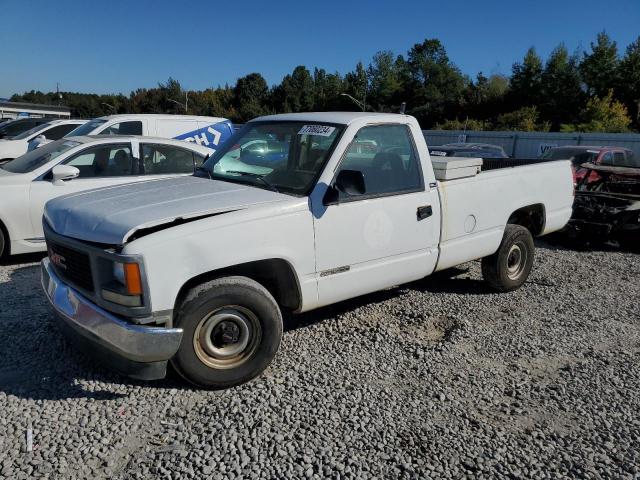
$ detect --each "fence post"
[511,133,518,157]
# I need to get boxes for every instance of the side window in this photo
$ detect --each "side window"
[65,144,134,178]
[42,124,77,140]
[337,124,422,197]
[599,152,613,166]
[101,121,143,135]
[141,144,195,174]
[613,151,626,167]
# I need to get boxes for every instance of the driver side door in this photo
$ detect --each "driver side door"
[312,123,440,306]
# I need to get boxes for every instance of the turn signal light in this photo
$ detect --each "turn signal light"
[124,263,143,296]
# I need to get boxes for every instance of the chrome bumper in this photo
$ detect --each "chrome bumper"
[41,258,183,366]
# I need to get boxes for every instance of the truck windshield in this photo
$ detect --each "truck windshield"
[202,121,344,195]
[1,140,80,174]
[66,119,106,137]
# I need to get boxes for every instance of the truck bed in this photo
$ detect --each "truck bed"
[434,159,574,271]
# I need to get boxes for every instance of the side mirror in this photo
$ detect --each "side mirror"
[323,169,366,205]
[336,169,366,196]
[51,165,80,185]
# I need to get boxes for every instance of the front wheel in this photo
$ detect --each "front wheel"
[481,224,535,292]
[171,276,283,389]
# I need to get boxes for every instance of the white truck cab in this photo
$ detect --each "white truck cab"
[41,112,574,388]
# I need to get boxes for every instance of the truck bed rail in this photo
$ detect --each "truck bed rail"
[481,158,550,171]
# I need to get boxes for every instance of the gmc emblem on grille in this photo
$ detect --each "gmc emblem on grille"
[48,249,67,270]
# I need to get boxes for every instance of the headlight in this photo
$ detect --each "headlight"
[113,262,126,285]
[102,261,143,307]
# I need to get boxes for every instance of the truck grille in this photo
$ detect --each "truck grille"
[47,241,94,292]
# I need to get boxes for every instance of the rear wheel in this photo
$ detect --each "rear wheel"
[482,224,534,292]
[171,276,283,389]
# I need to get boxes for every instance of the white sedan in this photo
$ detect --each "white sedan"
[0,135,213,257]
[0,119,87,161]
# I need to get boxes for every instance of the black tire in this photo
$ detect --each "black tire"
[171,276,282,389]
[481,225,535,292]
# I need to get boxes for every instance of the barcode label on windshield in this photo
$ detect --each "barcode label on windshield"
[298,125,335,137]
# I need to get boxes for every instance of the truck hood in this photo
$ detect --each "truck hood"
[45,176,290,245]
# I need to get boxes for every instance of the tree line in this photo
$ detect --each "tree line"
[11,32,640,133]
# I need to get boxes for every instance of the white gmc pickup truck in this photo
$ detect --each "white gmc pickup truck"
[41,112,574,388]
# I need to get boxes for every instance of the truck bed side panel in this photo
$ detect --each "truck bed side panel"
[435,160,573,271]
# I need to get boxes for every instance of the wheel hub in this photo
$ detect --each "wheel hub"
[506,242,527,280]
[193,307,261,369]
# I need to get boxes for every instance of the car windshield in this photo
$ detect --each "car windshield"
[1,140,80,173]
[11,123,50,140]
[570,151,600,166]
[66,119,106,137]
[542,148,591,161]
[202,121,344,195]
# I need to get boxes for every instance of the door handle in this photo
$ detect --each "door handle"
[417,205,432,221]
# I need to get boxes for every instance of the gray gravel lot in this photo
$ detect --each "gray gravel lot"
[0,241,639,479]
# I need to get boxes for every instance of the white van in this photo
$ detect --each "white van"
[64,114,234,152]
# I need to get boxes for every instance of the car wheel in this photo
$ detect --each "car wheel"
[481,224,535,292]
[171,276,283,389]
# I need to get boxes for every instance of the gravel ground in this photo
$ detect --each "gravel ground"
[0,240,639,479]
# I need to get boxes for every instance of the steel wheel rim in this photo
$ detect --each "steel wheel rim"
[506,242,527,280]
[193,306,261,370]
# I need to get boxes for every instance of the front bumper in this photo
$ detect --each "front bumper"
[41,258,183,380]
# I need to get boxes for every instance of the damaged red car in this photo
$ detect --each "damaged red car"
[567,162,640,250]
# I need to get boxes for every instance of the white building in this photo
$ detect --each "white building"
[0,100,71,120]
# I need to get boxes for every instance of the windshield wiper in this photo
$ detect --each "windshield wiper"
[221,171,280,193]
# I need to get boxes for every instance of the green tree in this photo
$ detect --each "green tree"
[509,47,543,110]
[233,73,269,121]
[561,90,631,132]
[344,61,368,110]
[540,44,585,130]
[405,39,468,126]
[278,66,315,113]
[580,31,620,97]
[495,106,550,132]
[434,117,489,131]
[617,36,640,129]
[367,51,403,111]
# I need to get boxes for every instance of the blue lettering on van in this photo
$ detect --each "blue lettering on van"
[176,121,233,152]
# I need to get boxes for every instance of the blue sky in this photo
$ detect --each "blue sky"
[1,0,638,97]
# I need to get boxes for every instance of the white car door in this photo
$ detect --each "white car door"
[312,123,440,306]
[29,142,141,240]
[138,142,203,178]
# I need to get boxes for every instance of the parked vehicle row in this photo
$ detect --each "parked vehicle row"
[39,112,574,388]
[0,113,234,257]
[0,119,86,161]
[0,117,56,140]
[0,136,214,257]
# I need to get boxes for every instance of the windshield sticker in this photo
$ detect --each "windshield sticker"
[298,125,335,137]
